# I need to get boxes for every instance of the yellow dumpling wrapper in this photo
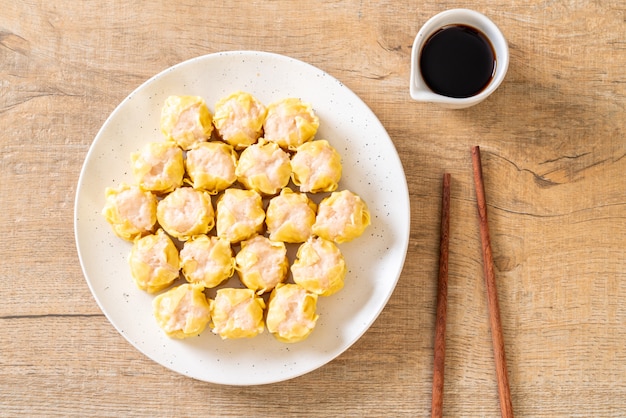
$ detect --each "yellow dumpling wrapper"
[312,190,371,244]
[263,98,319,150]
[216,188,265,243]
[290,139,342,193]
[131,141,184,194]
[210,288,265,339]
[235,235,288,295]
[185,141,238,194]
[266,187,316,243]
[266,283,319,343]
[160,95,213,150]
[102,183,157,241]
[153,283,212,339]
[180,235,235,288]
[156,187,215,241]
[213,91,267,149]
[129,229,180,293]
[235,140,291,196]
[291,236,347,297]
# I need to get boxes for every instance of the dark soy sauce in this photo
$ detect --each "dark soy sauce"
[419,25,496,98]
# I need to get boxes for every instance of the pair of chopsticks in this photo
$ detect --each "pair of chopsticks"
[430,146,514,418]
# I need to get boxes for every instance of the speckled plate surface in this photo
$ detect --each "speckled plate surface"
[74,51,410,385]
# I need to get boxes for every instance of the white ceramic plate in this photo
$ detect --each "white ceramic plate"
[74,51,410,385]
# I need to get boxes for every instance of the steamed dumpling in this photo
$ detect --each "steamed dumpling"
[210,288,265,339]
[263,98,319,150]
[235,235,288,295]
[185,141,238,194]
[156,187,215,241]
[102,183,157,241]
[153,283,212,339]
[131,141,184,194]
[291,236,347,297]
[160,95,213,150]
[265,187,316,243]
[128,229,180,293]
[215,188,265,243]
[290,139,342,193]
[235,140,291,196]
[180,235,235,288]
[213,91,267,149]
[266,283,319,343]
[312,190,370,244]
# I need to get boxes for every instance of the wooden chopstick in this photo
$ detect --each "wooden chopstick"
[471,146,514,418]
[431,173,451,418]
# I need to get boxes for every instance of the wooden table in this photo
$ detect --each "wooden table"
[1,1,624,416]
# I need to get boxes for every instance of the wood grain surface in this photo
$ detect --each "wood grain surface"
[1,1,624,416]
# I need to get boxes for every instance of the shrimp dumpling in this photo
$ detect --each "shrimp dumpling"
[235,140,291,196]
[266,283,319,343]
[235,235,288,294]
[213,91,267,149]
[180,235,235,288]
[312,190,370,244]
[265,188,316,243]
[291,236,347,297]
[215,188,265,243]
[263,98,319,150]
[156,187,215,241]
[210,288,265,339]
[290,139,342,193]
[153,283,212,339]
[129,229,180,293]
[185,141,238,194]
[131,141,184,194]
[160,95,213,150]
[102,184,157,241]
